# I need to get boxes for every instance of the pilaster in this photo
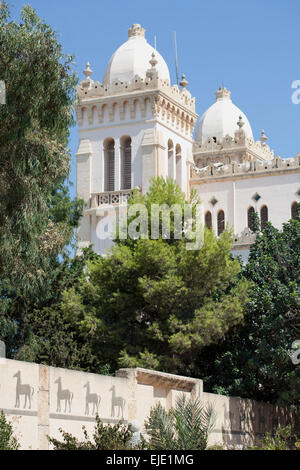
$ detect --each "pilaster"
[115,369,138,421]
[76,139,93,250]
[38,365,50,450]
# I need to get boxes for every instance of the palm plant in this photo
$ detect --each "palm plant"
[144,394,216,450]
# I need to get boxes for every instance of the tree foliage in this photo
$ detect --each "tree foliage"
[0,1,80,290]
[250,425,300,450]
[11,247,102,369]
[0,411,20,450]
[196,207,300,405]
[0,2,86,366]
[62,178,250,375]
[116,177,199,247]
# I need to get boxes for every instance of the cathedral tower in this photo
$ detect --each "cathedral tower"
[75,24,198,254]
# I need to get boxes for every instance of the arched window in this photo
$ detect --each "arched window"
[291,201,298,220]
[248,206,255,231]
[176,144,181,188]
[217,210,225,235]
[260,205,268,230]
[104,138,115,192]
[205,211,212,229]
[168,139,174,179]
[120,136,132,190]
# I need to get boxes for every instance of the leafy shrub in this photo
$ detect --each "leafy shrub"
[144,394,216,450]
[49,414,138,450]
[0,411,20,450]
[250,425,300,450]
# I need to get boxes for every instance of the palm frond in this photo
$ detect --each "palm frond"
[145,394,216,450]
[144,402,176,450]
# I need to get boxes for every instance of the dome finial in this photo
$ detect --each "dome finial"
[215,86,231,101]
[128,24,145,39]
[237,115,245,128]
[146,53,159,79]
[149,52,158,68]
[83,62,93,80]
[260,129,268,146]
[180,73,188,89]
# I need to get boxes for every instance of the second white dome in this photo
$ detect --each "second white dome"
[195,87,253,144]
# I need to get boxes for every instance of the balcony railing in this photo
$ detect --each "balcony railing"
[90,188,139,208]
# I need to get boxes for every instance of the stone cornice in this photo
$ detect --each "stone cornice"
[75,86,198,138]
[76,87,197,121]
[75,72,198,137]
[77,86,196,116]
[117,367,202,392]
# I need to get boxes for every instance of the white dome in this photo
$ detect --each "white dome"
[103,24,170,86]
[195,87,253,143]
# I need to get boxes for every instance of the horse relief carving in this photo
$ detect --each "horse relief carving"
[109,385,125,418]
[55,377,73,413]
[83,381,101,416]
[13,371,34,409]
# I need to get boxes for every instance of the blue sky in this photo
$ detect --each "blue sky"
[10,0,300,200]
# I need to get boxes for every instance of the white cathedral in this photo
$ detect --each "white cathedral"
[75,24,300,261]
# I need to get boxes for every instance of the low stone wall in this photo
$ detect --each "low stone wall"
[202,392,294,448]
[0,358,294,449]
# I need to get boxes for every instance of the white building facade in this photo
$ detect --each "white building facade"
[75,24,300,259]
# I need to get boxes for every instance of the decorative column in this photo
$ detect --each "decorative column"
[156,130,167,178]
[141,128,167,194]
[231,180,236,233]
[38,365,50,450]
[76,139,92,251]
[141,129,157,195]
[115,368,138,421]
[115,138,121,191]
[190,378,203,401]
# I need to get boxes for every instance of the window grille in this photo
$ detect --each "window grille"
[205,211,212,229]
[260,205,268,230]
[217,210,225,235]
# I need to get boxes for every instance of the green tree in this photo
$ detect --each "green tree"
[0,411,20,450]
[144,394,215,450]
[196,208,300,406]
[250,210,261,233]
[0,2,87,366]
[12,247,102,370]
[0,244,102,369]
[63,178,250,375]
[0,2,79,290]
[116,177,199,247]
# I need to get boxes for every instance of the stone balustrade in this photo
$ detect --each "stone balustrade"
[191,154,300,180]
[90,189,137,208]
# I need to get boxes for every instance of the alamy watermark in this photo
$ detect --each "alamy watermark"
[96,203,204,250]
[291,340,300,365]
[0,80,5,105]
[291,80,300,104]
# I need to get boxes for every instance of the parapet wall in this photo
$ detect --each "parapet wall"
[0,359,294,450]
[191,154,300,181]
